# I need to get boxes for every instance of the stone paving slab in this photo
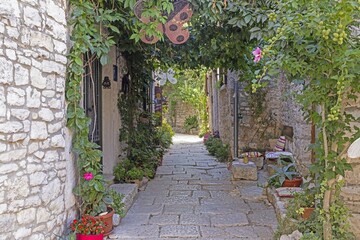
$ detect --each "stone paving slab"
[111,134,278,239]
[163,204,195,214]
[225,226,260,238]
[149,214,179,225]
[169,184,201,191]
[118,213,150,226]
[180,213,211,226]
[192,190,210,198]
[210,213,249,227]
[248,209,278,229]
[128,204,163,215]
[195,203,250,215]
[159,225,200,238]
[169,190,192,196]
[155,196,200,205]
[110,225,159,238]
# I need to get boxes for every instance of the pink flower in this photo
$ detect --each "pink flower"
[83,172,93,181]
[252,47,262,63]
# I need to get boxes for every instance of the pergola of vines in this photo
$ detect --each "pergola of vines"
[67,0,360,239]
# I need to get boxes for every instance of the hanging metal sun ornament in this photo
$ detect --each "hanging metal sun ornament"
[134,0,193,44]
[154,68,177,86]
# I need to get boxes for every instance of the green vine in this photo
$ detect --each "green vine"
[252,0,360,238]
[67,0,123,216]
[67,1,360,238]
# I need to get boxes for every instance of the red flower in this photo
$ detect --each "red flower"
[69,216,106,234]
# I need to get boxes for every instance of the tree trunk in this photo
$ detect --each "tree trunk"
[321,103,332,240]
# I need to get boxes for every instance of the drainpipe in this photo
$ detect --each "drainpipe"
[233,80,239,159]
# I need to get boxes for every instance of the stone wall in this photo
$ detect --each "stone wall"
[278,75,312,172]
[0,1,75,239]
[237,73,282,152]
[165,100,198,134]
[342,97,360,237]
[217,72,235,157]
[218,87,233,149]
[235,73,312,169]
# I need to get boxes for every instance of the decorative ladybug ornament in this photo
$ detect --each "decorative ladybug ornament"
[134,0,193,44]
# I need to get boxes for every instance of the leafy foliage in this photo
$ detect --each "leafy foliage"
[268,163,300,188]
[68,1,359,238]
[252,0,360,238]
[163,67,209,136]
[108,189,125,217]
[68,0,124,216]
[184,115,199,132]
[156,118,175,149]
[205,136,230,162]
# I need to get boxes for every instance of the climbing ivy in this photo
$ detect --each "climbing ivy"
[67,0,125,216]
[252,0,360,238]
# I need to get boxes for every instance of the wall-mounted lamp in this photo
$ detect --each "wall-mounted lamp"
[102,76,111,89]
[113,65,118,82]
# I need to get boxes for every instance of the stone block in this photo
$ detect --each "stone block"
[231,160,257,181]
[345,164,360,185]
[110,183,138,214]
[349,214,360,238]
[249,156,264,169]
[0,56,14,85]
[341,186,360,201]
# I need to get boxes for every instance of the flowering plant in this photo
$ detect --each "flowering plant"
[70,215,106,235]
[74,169,114,216]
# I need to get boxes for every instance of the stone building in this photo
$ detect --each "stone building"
[0,1,128,238]
[206,69,360,236]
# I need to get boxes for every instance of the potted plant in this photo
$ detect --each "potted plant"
[70,215,106,240]
[74,171,115,236]
[268,163,302,188]
[294,190,316,220]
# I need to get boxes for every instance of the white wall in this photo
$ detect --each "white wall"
[101,47,127,175]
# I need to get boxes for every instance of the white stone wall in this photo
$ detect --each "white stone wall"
[0,1,75,239]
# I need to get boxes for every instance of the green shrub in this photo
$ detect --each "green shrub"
[127,167,144,181]
[143,167,155,179]
[214,143,230,162]
[113,164,127,182]
[155,117,174,149]
[114,159,140,182]
[184,115,198,132]
[205,136,231,162]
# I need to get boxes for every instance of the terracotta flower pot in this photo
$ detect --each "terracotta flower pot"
[301,207,315,220]
[76,233,104,240]
[282,177,303,187]
[86,207,114,236]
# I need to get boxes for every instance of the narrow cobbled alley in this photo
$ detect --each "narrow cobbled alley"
[110,134,278,239]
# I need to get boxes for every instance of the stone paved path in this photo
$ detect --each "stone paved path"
[110,134,278,239]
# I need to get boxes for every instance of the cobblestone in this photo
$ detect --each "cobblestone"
[111,134,278,239]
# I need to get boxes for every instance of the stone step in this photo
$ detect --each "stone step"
[110,183,138,214]
[231,159,258,181]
